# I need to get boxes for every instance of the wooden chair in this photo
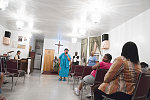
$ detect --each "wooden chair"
[6,60,26,86]
[72,65,84,90]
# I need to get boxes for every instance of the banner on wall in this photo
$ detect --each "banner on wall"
[17,44,26,49]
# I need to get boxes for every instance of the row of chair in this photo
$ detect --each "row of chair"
[68,65,150,100]
[68,65,108,100]
[0,58,26,90]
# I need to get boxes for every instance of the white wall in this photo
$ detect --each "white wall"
[35,40,43,55]
[102,9,150,65]
[41,38,81,72]
[30,35,36,51]
[0,25,33,59]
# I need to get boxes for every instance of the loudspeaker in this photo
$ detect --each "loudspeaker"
[5,31,11,38]
[3,37,10,45]
[101,40,110,49]
[102,34,109,41]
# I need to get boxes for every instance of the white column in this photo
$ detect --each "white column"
[27,59,31,75]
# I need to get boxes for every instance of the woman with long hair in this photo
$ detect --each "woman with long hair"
[94,41,141,100]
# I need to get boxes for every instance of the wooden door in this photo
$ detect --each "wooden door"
[43,49,55,71]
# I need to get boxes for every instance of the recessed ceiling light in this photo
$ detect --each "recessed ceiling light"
[0,0,8,11]
[16,20,24,29]
[79,29,86,36]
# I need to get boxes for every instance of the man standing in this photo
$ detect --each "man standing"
[72,52,79,65]
[59,48,71,81]
[14,50,21,60]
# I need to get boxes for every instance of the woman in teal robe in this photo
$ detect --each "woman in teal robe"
[59,48,71,81]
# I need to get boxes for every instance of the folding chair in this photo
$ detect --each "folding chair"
[131,72,150,100]
[6,60,26,86]
[0,58,14,90]
[80,66,93,100]
[68,65,76,83]
[91,69,108,100]
[72,65,84,90]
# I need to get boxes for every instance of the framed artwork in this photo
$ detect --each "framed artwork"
[81,38,88,62]
[89,36,101,56]
[18,36,23,42]
[24,37,27,41]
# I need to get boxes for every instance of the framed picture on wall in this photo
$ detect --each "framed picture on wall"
[24,37,27,41]
[36,45,40,49]
[18,36,23,42]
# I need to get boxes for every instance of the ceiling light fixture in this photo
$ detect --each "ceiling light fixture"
[16,20,24,29]
[79,29,86,36]
[0,0,8,10]
[29,21,34,28]
[91,13,101,23]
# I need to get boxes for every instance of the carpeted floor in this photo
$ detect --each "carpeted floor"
[42,71,58,75]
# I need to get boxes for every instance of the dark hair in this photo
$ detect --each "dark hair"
[105,53,112,61]
[17,50,20,53]
[64,48,69,51]
[140,62,149,68]
[121,41,139,64]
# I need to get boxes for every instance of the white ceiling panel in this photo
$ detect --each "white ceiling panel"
[0,0,150,41]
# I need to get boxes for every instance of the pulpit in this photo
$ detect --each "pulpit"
[20,58,28,73]
[19,58,32,74]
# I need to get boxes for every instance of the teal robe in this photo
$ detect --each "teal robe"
[59,53,71,77]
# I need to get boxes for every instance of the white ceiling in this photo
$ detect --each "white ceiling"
[0,0,150,41]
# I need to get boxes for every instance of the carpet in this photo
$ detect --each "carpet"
[42,71,58,75]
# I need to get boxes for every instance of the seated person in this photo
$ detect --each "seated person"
[94,41,142,100]
[0,72,6,100]
[74,53,112,96]
[87,51,99,66]
[72,52,79,65]
[140,62,149,72]
[14,50,21,60]
[14,50,21,69]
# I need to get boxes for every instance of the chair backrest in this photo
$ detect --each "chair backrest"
[94,69,108,85]
[6,60,18,73]
[81,66,93,78]
[74,65,84,76]
[70,65,76,73]
[132,72,150,100]
[0,58,6,72]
